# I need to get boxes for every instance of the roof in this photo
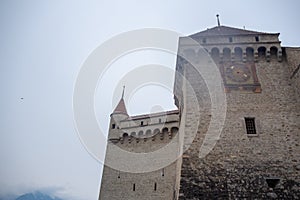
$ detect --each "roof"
[123,109,179,121]
[189,25,278,37]
[112,98,128,115]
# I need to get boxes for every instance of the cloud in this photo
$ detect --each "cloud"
[0,184,84,200]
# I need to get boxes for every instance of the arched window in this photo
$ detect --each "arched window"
[234,47,243,61]
[211,47,220,61]
[162,127,168,134]
[246,47,254,61]
[223,48,231,61]
[270,46,278,59]
[169,127,179,139]
[160,127,168,140]
[258,46,266,59]
[119,133,128,144]
[138,130,144,138]
[153,128,160,135]
[145,129,152,137]
[171,127,179,134]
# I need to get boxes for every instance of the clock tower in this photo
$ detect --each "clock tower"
[222,61,261,92]
[188,25,282,93]
[173,22,300,199]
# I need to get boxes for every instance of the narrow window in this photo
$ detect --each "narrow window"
[255,36,259,42]
[140,121,144,126]
[245,117,256,134]
[154,182,157,191]
[159,118,162,123]
[133,183,135,191]
[202,38,206,44]
[112,124,116,129]
[229,37,233,43]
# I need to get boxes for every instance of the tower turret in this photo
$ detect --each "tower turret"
[108,87,128,141]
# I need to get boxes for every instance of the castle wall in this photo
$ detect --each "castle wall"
[99,163,178,200]
[99,112,181,200]
[285,47,300,99]
[99,26,300,200]
[175,40,300,199]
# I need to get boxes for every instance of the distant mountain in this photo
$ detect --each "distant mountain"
[15,191,63,200]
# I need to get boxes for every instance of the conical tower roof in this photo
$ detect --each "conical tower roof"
[113,97,128,115]
[112,86,128,116]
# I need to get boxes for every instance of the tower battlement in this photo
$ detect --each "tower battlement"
[109,110,179,143]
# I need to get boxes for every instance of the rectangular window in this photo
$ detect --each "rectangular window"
[112,124,116,129]
[255,36,259,42]
[133,183,135,191]
[229,37,233,43]
[140,121,144,126]
[245,117,256,134]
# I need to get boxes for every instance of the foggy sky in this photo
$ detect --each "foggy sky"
[1,0,299,199]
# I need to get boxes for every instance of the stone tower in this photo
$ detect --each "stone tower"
[174,25,300,199]
[99,24,300,199]
[99,92,181,200]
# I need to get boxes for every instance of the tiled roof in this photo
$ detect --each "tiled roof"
[189,25,277,37]
[113,98,128,115]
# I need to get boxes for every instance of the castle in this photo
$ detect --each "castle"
[99,23,300,199]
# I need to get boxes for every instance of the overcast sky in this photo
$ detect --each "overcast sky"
[1,0,299,199]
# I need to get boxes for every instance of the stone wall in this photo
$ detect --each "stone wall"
[176,43,300,199]
[99,163,178,200]
[99,28,300,200]
[99,112,181,200]
[285,47,300,100]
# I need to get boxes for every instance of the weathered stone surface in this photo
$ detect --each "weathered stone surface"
[174,27,300,199]
[267,192,278,199]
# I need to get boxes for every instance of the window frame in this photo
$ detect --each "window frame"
[244,117,257,135]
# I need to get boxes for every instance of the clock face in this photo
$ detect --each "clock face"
[225,63,252,83]
[221,62,261,93]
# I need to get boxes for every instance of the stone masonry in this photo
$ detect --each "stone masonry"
[99,25,300,199]
[174,25,300,199]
